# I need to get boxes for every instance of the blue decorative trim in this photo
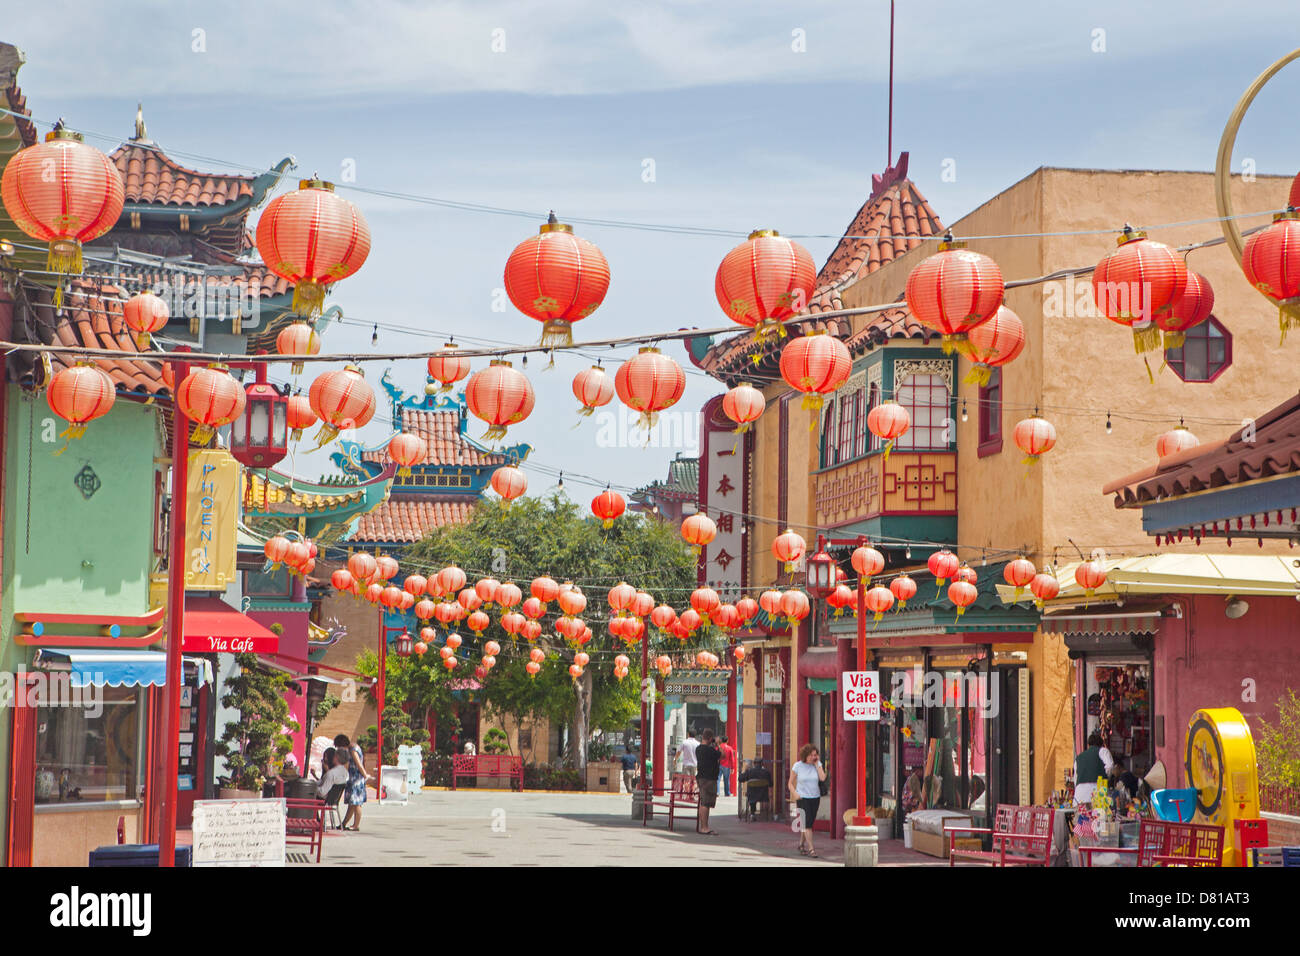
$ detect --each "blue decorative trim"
[1139,474,1300,534]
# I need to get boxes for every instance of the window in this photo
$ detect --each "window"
[866,382,881,453]
[894,374,951,450]
[978,367,1002,457]
[819,384,868,468]
[35,685,145,805]
[1165,317,1231,382]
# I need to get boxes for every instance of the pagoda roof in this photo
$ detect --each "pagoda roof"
[112,140,256,208]
[688,154,942,385]
[363,405,512,469]
[351,497,479,545]
[243,463,396,545]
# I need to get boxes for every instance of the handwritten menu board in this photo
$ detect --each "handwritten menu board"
[192,799,286,867]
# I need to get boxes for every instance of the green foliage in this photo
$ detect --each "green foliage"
[215,653,300,791]
[403,493,698,759]
[315,693,341,721]
[355,648,452,765]
[1257,688,1300,790]
[482,727,510,755]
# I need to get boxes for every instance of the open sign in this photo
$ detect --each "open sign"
[841,671,881,721]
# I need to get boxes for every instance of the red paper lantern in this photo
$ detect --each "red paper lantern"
[364,583,384,605]
[573,365,615,417]
[591,490,626,528]
[1075,560,1107,597]
[504,214,610,346]
[177,364,245,444]
[713,604,740,630]
[375,555,399,583]
[521,596,545,620]
[1013,417,1057,465]
[965,305,1025,386]
[399,591,415,612]
[414,599,436,622]
[445,633,463,651]
[607,582,636,616]
[490,465,527,504]
[1092,228,1187,354]
[722,382,766,433]
[276,321,319,375]
[779,331,851,411]
[1029,572,1060,608]
[496,582,523,608]
[308,364,376,448]
[427,342,471,393]
[614,347,685,428]
[851,545,885,580]
[1003,558,1037,601]
[554,588,584,618]
[651,605,677,631]
[679,608,702,634]
[529,647,546,664]
[387,431,426,478]
[1243,213,1300,337]
[476,578,502,605]
[1156,426,1199,459]
[526,661,542,677]
[866,401,910,460]
[466,360,534,441]
[569,664,584,679]
[46,362,116,440]
[735,598,758,623]
[123,292,169,349]
[443,656,458,670]
[690,587,721,622]
[714,229,816,337]
[465,610,489,635]
[734,646,746,663]
[286,393,317,441]
[403,575,428,598]
[329,568,353,592]
[436,566,467,595]
[772,529,807,573]
[348,552,377,583]
[254,178,371,317]
[1,125,125,299]
[501,612,525,635]
[927,549,960,586]
[954,565,977,586]
[457,589,482,612]
[759,590,783,616]
[629,591,655,620]
[905,242,1004,354]
[889,574,917,609]
[379,586,403,609]
[779,590,810,625]
[947,580,978,616]
[413,641,428,657]
[681,514,717,552]
[864,586,895,622]
[1158,271,1214,350]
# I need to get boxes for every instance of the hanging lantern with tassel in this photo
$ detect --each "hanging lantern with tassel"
[504,212,610,347]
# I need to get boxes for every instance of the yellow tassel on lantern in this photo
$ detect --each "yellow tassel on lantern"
[481,425,507,441]
[291,278,328,318]
[1162,330,1185,351]
[47,239,83,308]
[312,423,341,449]
[1132,322,1162,354]
[963,364,992,387]
[540,320,573,348]
[882,439,895,462]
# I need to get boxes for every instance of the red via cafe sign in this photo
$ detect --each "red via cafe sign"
[841,671,881,721]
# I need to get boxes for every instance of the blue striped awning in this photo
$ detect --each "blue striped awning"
[34,648,168,688]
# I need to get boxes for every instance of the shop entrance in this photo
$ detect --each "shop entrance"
[739,702,786,818]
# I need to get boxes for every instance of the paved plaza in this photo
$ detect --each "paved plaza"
[290,788,945,866]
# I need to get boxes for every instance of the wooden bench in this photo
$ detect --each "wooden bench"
[947,804,1055,867]
[284,798,327,863]
[643,772,700,832]
[450,754,523,791]
[1078,817,1224,867]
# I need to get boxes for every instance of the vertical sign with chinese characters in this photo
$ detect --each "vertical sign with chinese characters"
[763,651,785,704]
[185,449,239,590]
[698,395,748,603]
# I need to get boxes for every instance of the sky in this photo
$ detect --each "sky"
[7,1,1300,497]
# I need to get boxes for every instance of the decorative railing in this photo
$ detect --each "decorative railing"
[1260,782,1300,816]
[814,451,956,527]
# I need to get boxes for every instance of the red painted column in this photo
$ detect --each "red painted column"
[653,676,665,793]
[795,619,810,755]
[160,360,191,866]
[834,630,855,838]
[377,608,386,778]
[854,575,868,826]
[6,676,38,866]
[726,648,738,794]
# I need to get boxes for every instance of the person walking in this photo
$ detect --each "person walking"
[336,734,371,832]
[694,729,723,835]
[718,735,736,797]
[619,743,639,793]
[788,744,827,857]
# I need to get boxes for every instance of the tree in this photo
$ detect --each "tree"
[403,492,701,769]
[214,653,299,792]
[1257,688,1300,791]
[354,647,456,765]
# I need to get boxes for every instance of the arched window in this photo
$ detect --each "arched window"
[1165,317,1231,382]
[894,374,951,450]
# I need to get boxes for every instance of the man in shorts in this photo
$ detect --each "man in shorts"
[694,729,723,834]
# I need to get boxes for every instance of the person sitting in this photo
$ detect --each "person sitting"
[739,759,773,821]
[1073,731,1115,805]
[316,748,350,828]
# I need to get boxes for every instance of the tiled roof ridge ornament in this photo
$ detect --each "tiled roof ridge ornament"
[868,150,910,203]
[133,102,150,144]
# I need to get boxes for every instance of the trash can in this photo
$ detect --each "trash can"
[89,844,192,867]
[285,777,319,818]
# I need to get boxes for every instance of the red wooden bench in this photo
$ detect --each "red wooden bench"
[946,804,1055,867]
[450,754,523,791]
[1078,817,1223,867]
[643,772,700,832]
[284,798,327,863]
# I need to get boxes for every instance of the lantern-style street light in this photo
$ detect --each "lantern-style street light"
[394,632,414,657]
[230,379,289,468]
[806,537,837,600]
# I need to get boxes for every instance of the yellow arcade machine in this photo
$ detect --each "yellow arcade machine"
[1183,707,1260,867]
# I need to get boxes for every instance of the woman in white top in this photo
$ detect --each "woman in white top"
[788,744,827,858]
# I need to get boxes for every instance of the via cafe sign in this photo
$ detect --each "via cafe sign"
[183,633,278,653]
[841,671,881,722]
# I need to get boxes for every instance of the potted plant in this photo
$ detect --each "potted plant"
[215,653,299,798]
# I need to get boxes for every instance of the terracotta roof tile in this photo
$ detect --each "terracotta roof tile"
[5,83,38,148]
[353,497,477,544]
[22,278,169,396]
[361,408,508,468]
[1107,393,1300,508]
[111,141,256,208]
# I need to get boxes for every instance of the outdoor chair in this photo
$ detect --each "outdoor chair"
[322,783,345,829]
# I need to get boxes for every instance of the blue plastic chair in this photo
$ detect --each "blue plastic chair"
[1150,788,1197,822]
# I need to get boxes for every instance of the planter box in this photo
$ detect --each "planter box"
[585,761,621,793]
[218,789,260,800]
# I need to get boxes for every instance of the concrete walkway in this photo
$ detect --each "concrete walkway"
[293,788,947,866]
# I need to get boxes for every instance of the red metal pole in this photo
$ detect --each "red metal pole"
[726,646,737,795]
[854,550,868,827]
[160,359,191,866]
[653,676,665,793]
[377,608,385,787]
[639,630,650,801]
